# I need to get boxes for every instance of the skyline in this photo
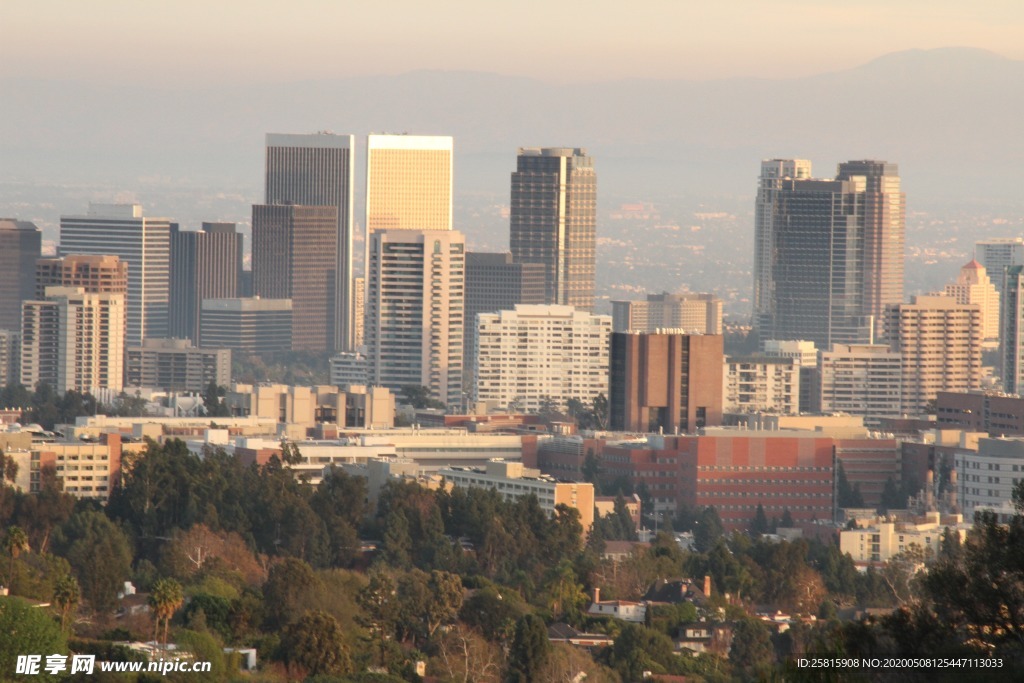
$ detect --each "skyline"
[4,1,1024,85]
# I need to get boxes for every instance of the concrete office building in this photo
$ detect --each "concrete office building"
[252,204,337,352]
[1003,266,1024,394]
[21,287,126,394]
[0,218,42,334]
[723,356,800,415]
[35,254,128,299]
[474,304,610,413]
[612,292,723,335]
[366,229,465,408]
[609,331,724,434]
[753,160,905,347]
[955,437,1024,519]
[510,147,597,311]
[125,338,231,392]
[59,204,171,346]
[976,237,1024,296]
[169,223,243,344]
[944,259,999,344]
[886,295,982,414]
[464,252,546,375]
[0,329,17,387]
[761,339,819,412]
[366,134,453,234]
[819,344,903,419]
[266,133,356,350]
[199,298,292,355]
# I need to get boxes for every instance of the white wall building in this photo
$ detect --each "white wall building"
[819,344,902,418]
[474,304,610,413]
[955,437,1024,519]
[944,260,1000,343]
[723,357,799,414]
[839,511,968,569]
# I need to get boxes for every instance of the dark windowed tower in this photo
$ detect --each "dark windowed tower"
[169,223,243,343]
[0,218,42,333]
[510,148,597,311]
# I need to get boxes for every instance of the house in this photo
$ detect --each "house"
[644,577,709,607]
[586,588,646,623]
[547,623,615,648]
[675,621,733,656]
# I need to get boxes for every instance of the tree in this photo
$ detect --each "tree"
[751,504,769,536]
[149,577,184,650]
[693,506,724,553]
[262,558,322,630]
[730,618,775,678]
[202,381,230,417]
[53,574,80,632]
[836,462,865,509]
[0,596,68,681]
[506,614,550,683]
[358,568,399,666]
[281,610,353,678]
[399,385,445,410]
[879,476,905,512]
[53,510,133,613]
[591,392,609,430]
[3,525,29,596]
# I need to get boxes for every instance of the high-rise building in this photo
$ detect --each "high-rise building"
[510,147,597,310]
[723,356,800,414]
[21,286,126,394]
[169,223,243,344]
[611,292,723,334]
[366,229,464,408]
[352,277,365,349]
[35,254,129,298]
[59,204,171,346]
[365,134,453,234]
[265,133,355,350]
[199,298,293,355]
[0,219,42,334]
[464,252,546,376]
[474,304,610,413]
[819,344,902,419]
[0,329,18,387]
[125,338,230,392]
[976,237,1024,296]
[609,332,724,433]
[1003,266,1024,394]
[886,295,982,414]
[252,204,338,353]
[944,259,999,343]
[753,160,905,347]
[761,339,819,412]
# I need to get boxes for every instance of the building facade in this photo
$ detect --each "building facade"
[169,222,243,344]
[944,259,999,343]
[474,304,610,414]
[125,338,231,392]
[611,292,723,335]
[753,160,905,347]
[366,229,465,408]
[819,344,903,419]
[723,357,799,415]
[252,204,337,352]
[1003,266,1024,394]
[0,218,42,334]
[59,204,171,346]
[609,332,724,433]
[510,147,597,311]
[955,437,1024,519]
[21,286,126,394]
[199,298,292,355]
[265,133,356,350]
[886,295,982,414]
[976,237,1024,296]
[365,134,453,234]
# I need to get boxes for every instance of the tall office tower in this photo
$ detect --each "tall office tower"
[977,237,1024,295]
[365,134,453,234]
[753,160,905,347]
[366,229,464,408]
[474,304,610,413]
[35,254,129,298]
[886,295,982,415]
[252,204,338,353]
[59,204,171,346]
[611,292,723,334]
[464,252,546,376]
[352,277,365,349]
[266,133,355,350]
[944,260,1000,343]
[0,329,17,387]
[609,331,724,433]
[761,339,819,412]
[819,344,903,419]
[0,219,42,333]
[169,222,243,343]
[1002,266,1024,393]
[510,148,597,310]
[21,287,126,394]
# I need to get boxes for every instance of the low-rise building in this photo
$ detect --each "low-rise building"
[723,356,799,414]
[125,338,230,392]
[839,511,968,569]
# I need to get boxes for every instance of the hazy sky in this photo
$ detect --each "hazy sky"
[4,0,1023,85]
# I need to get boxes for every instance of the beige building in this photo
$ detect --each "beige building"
[474,304,610,414]
[126,338,231,392]
[366,134,453,233]
[723,356,799,414]
[612,292,723,335]
[886,295,982,415]
[819,344,902,419]
[944,259,999,344]
[839,511,967,569]
[226,383,394,430]
[439,459,595,531]
[3,433,123,501]
[366,229,465,409]
[21,286,126,394]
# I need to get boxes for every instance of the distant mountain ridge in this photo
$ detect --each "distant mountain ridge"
[2,47,1022,202]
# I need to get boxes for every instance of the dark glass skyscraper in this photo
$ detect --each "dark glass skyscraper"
[169,223,243,344]
[0,218,41,333]
[265,133,354,351]
[753,159,905,348]
[510,147,596,311]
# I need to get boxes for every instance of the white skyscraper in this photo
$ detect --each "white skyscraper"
[976,237,1024,296]
[60,203,171,346]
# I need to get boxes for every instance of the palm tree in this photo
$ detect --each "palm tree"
[3,525,29,596]
[53,574,81,632]
[148,578,184,651]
